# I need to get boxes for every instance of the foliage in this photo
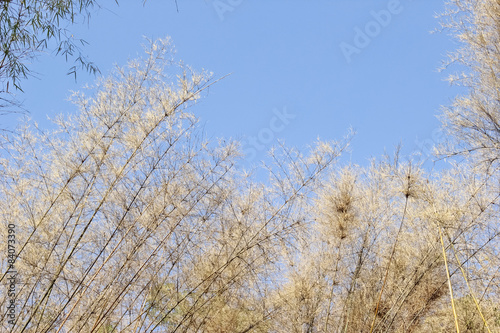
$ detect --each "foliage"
[440,0,500,172]
[1,0,500,331]
[0,0,101,108]
[0,38,348,332]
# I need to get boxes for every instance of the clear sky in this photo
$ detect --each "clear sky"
[8,0,463,169]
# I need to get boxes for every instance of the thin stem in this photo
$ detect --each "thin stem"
[369,194,409,333]
[439,225,460,333]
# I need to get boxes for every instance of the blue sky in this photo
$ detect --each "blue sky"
[10,0,463,169]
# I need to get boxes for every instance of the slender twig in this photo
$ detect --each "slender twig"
[438,225,460,333]
[369,176,411,333]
